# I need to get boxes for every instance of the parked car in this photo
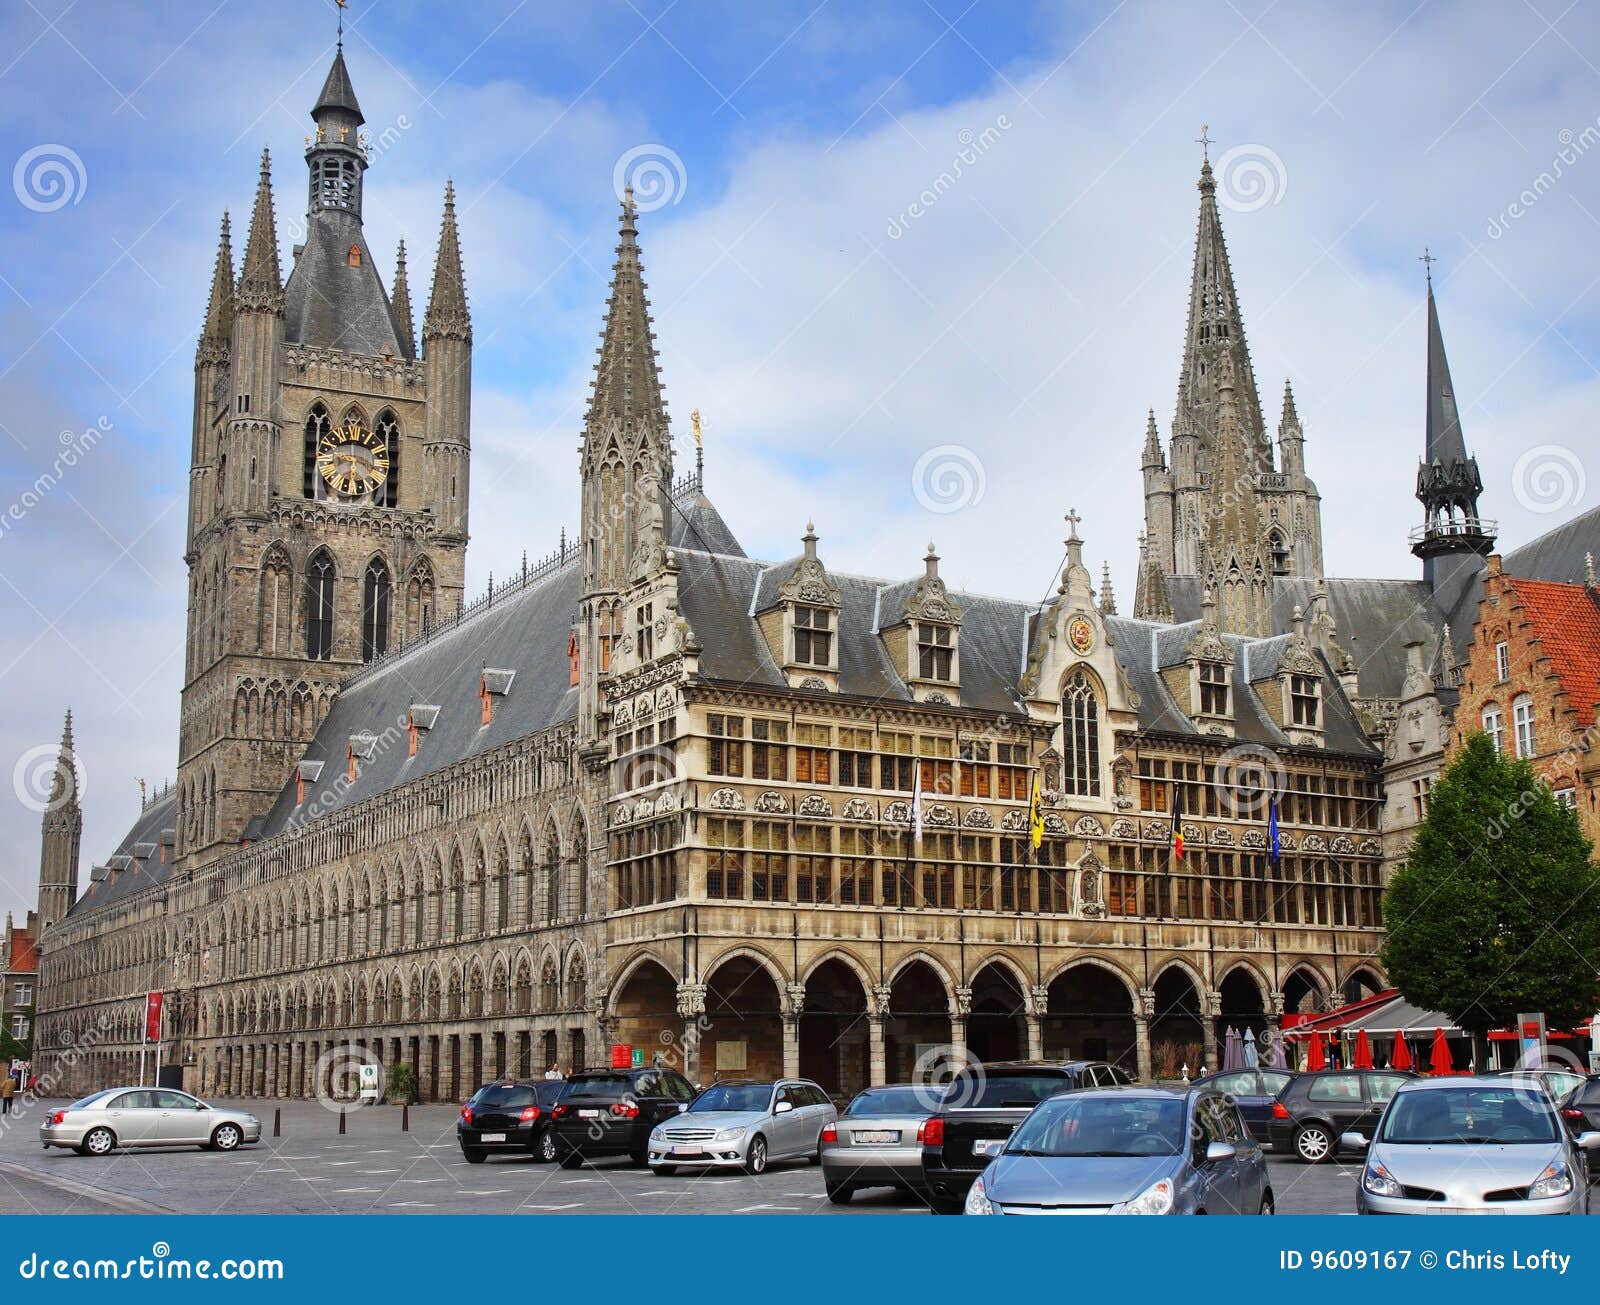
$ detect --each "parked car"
[458,1079,569,1163]
[1190,1067,1296,1141]
[648,1078,835,1175]
[1346,1076,1600,1214]
[548,1066,697,1168]
[38,1087,261,1156]
[1267,1068,1413,1162]
[1558,1076,1600,1145]
[820,1084,935,1203]
[919,1060,1134,1213]
[1489,1065,1588,1103]
[965,1087,1273,1215]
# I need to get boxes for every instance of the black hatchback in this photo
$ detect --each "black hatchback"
[1266,1069,1414,1162]
[549,1067,697,1168]
[458,1079,569,1163]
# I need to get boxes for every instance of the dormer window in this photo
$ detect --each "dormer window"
[1198,660,1230,715]
[636,603,654,662]
[794,605,832,666]
[347,244,362,267]
[917,622,953,681]
[1290,674,1320,728]
[1061,670,1102,798]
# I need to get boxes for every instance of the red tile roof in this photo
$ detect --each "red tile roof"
[1508,577,1600,724]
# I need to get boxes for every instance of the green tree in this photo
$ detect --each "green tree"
[386,1062,416,1104]
[1383,732,1600,1067]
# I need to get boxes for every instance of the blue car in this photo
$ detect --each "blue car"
[964,1087,1273,1215]
[1191,1068,1298,1142]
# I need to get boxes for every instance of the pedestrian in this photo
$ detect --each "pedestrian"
[0,1074,13,1115]
[543,1063,561,1081]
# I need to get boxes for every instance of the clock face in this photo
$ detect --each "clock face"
[1067,615,1095,655]
[317,419,390,498]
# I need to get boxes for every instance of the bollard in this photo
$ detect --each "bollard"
[273,1107,281,1138]
[339,1107,346,1135]
[401,1102,409,1132]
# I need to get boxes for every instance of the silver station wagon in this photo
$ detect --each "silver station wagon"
[648,1078,835,1175]
[39,1087,262,1156]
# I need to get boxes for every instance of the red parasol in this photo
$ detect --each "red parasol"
[1306,1030,1326,1071]
[1429,1027,1453,1075]
[1353,1028,1373,1069]
[1391,1032,1412,1071]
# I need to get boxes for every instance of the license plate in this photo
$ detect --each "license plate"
[1422,1206,1503,1215]
[671,1145,700,1157]
[479,1133,506,1143]
[853,1130,898,1144]
[578,1109,601,1119]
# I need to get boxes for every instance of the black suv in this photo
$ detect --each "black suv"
[1267,1068,1414,1162]
[457,1079,569,1163]
[919,1060,1134,1214]
[549,1066,697,1168]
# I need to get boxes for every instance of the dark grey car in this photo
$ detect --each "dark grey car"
[965,1088,1272,1215]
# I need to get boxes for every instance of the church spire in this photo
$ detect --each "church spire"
[199,211,234,349]
[391,239,415,358]
[1175,153,1269,473]
[235,150,283,313]
[1141,408,1164,470]
[423,181,471,342]
[1201,352,1272,636]
[585,187,668,438]
[36,707,82,933]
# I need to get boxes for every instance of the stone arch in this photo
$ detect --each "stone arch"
[610,954,679,1062]
[966,960,1027,1063]
[799,956,870,1095]
[1341,964,1385,1005]
[1149,961,1206,1078]
[1216,962,1269,1043]
[886,956,954,1082]
[512,953,533,1015]
[702,951,785,1082]
[1281,963,1330,1016]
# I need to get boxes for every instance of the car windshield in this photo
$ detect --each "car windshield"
[688,1084,773,1113]
[943,1072,1071,1110]
[1006,1096,1188,1158]
[472,1083,536,1109]
[67,1091,113,1110]
[845,1087,929,1117]
[1380,1087,1558,1144]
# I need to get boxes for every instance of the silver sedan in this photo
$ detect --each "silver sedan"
[39,1087,262,1156]
[1348,1076,1599,1214]
[821,1084,937,1204]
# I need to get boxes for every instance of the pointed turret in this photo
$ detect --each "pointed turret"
[1200,353,1272,636]
[423,182,472,343]
[313,46,364,124]
[585,187,669,437]
[1141,408,1164,470]
[36,708,82,934]
[1174,156,1270,473]
[1134,532,1174,623]
[1099,562,1118,615]
[391,239,416,359]
[1411,263,1494,591]
[1278,377,1305,476]
[199,212,234,351]
[235,150,283,312]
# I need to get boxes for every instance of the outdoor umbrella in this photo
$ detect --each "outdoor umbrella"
[1243,1028,1259,1068]
[1306,1030,1326,1071]
[1223,1026,1241,1070]
[1266,1027,1289,1070]
[1353,1029,1373,1069]
[1391,1033,1412,1071]
[1429,1027,1453,1075]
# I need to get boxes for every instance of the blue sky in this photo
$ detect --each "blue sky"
[3,0,1600,916]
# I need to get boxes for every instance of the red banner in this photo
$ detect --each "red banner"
[144,991,164,1043]
[610,1043,633,1069]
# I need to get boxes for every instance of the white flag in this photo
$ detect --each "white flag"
[911,765,924,847]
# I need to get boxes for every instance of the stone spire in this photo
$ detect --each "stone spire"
[391,239,415,358]
[1098,561,1118,615]
[199,211,234,350]
[1135,531,1173,623]
[1277,377,1305,475]
[423,181,471,342]
[36,708,82,933]
[1141,408,1164,470]
[1200,352,1272,636]
[585,187,668,438]
[1175,155,1270,473]
[235,150,283,312]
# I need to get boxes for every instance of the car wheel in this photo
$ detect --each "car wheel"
[652,1164,677,1177]
[80,1127,116,1157]
[1294,1124,1333,1164]
[536,1132,558,1164]
[810,1139,823,1165]
[1259,1191,1275,1215]
[210,1123,243,1153]
[558,1151,584,1170]
[629,1148,650,1168]
[743,1135,768,1176]
[462,1147,487,1165]
[825,1179,853,1204]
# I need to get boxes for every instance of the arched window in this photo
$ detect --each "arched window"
[303,403,332,499]
[362,558,390,661]
[405,560,435,641]
[305,550,335,660]
[373,409,400,508]
[260,546,291,654]
[347,243,361,267]
[1512,693,1535,759]
[1061,670,1102,797]
[1481,702,1504,754]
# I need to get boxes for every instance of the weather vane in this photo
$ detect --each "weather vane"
[1196,123,1213,162]
[1418,246,1436,286]
[334,0,347,48]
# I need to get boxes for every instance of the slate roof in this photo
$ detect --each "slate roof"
[69,788,177,917]
[1504,504,1600,585]
[283,211,409,359]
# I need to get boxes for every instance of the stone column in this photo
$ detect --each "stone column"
[950,987,972,1064]
[1026,984,1048,1060]
[675,983,707,1084]
[868,984,891,1086]
[782,983,805,1080]
[1202,989,1221,1073]
[1133,1015,1153,1084]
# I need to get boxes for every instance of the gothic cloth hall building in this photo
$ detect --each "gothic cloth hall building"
[32,49,1594,1101]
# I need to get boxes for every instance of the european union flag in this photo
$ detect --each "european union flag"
[1269,798,1281,863]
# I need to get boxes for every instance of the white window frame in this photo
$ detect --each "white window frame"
[1553,787,1577,810]
[1512,693,1535,759]
[1495,641,1510,682]
[1482,703,1504,754]
[12,982,31,1006]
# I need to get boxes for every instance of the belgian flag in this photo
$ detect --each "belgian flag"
[1170,780,1184,860]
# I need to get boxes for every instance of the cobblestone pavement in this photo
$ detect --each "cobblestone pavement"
[0,1099,1583,1215]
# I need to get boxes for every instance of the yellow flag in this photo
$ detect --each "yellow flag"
[1028,773,1044,850]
